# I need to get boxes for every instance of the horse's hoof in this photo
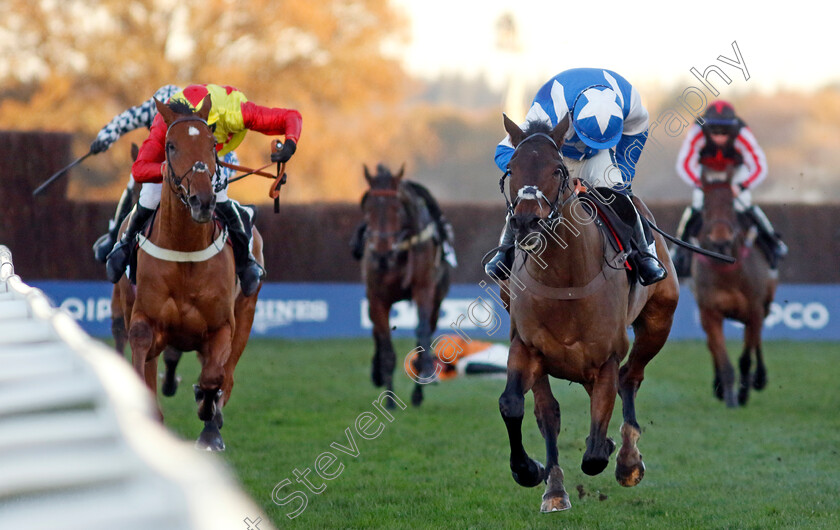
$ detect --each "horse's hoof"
[411,386,423,407]
[615,460,645,487]
[582,437,615,476]
[196,430,225,452]
[511,458,545,488]
[753,370,767,391]
[738,387,749,406]
[160,372,181,397]
[540,493,571,513]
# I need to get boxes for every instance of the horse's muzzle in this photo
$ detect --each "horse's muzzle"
[189,194,216,223]
[510,213,545,247]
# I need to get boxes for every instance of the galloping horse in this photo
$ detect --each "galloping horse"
[360,164,451,406]
[692,165,778,407]
[497,115,679,512]
[117,95,263,450]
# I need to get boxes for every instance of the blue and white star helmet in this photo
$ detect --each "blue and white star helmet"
[572,86,624,149]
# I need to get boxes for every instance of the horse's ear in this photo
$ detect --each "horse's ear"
[363,164,373,184]
[394,164,405,181]
[551,114,571,148]
[130,143,139,162]
[196,94,212,122]
[503,114,524,147]
[154,98,176,126]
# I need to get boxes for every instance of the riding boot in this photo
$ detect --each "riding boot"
[744,205,788,261]
[439,217,458,267]
[214,201,265,296]
[105,204,155,283]
[670,206,702,278]
[484,216,515,280]
[93,185,134,263]
[350,221,367,261]
[629,205,668,286]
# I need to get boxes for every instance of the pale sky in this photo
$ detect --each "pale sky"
[391,0,836,94]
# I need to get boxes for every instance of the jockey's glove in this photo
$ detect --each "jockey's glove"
[90,137,110,154]
[270,139,296,163]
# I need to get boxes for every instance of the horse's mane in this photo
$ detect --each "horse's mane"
[522,119,553,137]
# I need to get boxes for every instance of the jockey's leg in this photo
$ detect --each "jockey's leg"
[439,215,458,267]
[214,198,264,297]
[744,204,788,263]
[106,182,159,282]
[93,178,135,263]
[349,221,367,261]
[671,205,702,278]
[484,214,515,280]
[578,150,666,286]
[628,199,668,286]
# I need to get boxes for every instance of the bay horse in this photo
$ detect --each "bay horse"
[117,95,263,451]
[497,115,679,512]
[361,164,451,407]
[691,165,778,407]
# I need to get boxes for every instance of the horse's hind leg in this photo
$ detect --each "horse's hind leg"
[700,309,737,407]
[161,347,183,397]
[532,376,570,512]
[582,358,618,477]
[500,336,544,490]
[616,283,678,486]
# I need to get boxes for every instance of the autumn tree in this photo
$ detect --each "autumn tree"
[0,0,431,202]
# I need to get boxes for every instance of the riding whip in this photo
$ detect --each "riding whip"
[32,150,94,196]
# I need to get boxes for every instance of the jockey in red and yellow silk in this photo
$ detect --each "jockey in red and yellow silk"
[105,84,302,296]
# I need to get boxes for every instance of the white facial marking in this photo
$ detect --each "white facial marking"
[188,126,200,136]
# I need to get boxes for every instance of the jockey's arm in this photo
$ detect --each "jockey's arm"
[675,124,704,187]
[733,127,767,190]
[614,130,647,182]
[92,85,179,152]
[131,113,168,184]
[241,102,302,144]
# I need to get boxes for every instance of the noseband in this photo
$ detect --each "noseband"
[499,132,575,222]
[164,116,216,206]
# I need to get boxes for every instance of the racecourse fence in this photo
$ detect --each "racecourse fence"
[0,246,274,530]
[2,130,837,285]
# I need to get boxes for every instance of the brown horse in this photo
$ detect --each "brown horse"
[117,95,263,450]
[361,164,451,406]
[497,116,679,512]
[691,165,778,407]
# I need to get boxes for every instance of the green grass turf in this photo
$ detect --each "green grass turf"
[149,339,840,529]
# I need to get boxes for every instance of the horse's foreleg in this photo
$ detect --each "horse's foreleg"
[700,309,737,407]
[128,315,163,420]
[221,294,258,404]
[411,287,438,407]
[740,311,767,404]
[582,358,618,477]
[368,299,394,395]
[532,376,569,512]
[500,337,544,489]
[194,326,231,452]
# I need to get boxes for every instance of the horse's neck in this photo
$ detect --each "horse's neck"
[153,193,215,251]
[524,203,603,287]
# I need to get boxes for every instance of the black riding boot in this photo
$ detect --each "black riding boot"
[629,206,667,286]
[105,204,155,283]
[671,206,702,278]
[215,201,264,296]
[744,205,788,264]
[350,222,367,261]
[93,185,134,263]
[484,216,515,280]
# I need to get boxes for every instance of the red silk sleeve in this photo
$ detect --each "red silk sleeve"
[241,101,302,143]
[131,114,167,183]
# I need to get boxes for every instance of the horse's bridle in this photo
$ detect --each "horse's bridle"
[499,132,576,223]
[364,187,415,254]
[163,116,216,206]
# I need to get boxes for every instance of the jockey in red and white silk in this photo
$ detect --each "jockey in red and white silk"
[671,100,786,276]
[105,84,302,296]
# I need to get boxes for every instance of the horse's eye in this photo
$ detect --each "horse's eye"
[553,167,563,176]
[166,142,174,152]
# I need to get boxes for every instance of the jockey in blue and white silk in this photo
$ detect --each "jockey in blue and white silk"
[495,68,649,193]
[487,68,667,287]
